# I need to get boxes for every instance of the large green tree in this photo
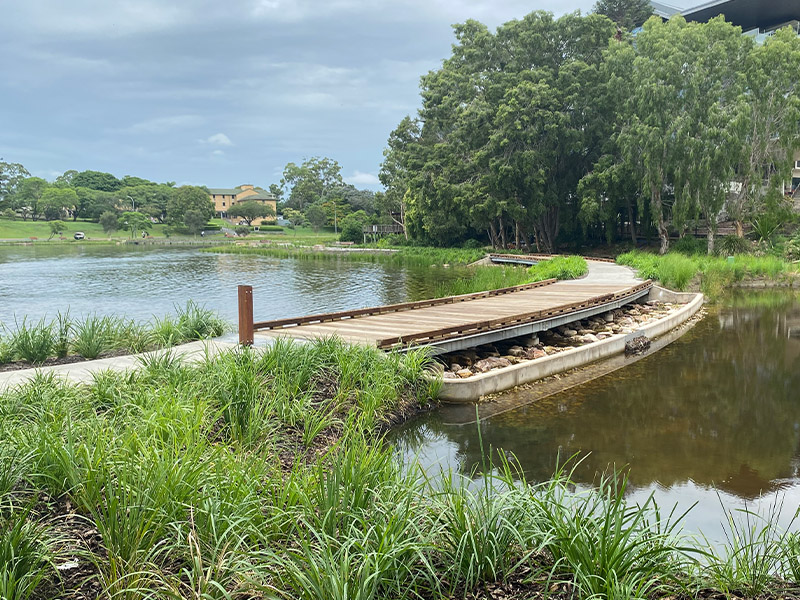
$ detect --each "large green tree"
[281,157,343,210]
[593,0,652,30]
[15,177,49,221]
[71,170,122,192]
[41,187,79,221]
[166,186,214,227]
[118,211,151,238]
[0,160,30,204]
[228,201,276,226]
[727,27,800,237]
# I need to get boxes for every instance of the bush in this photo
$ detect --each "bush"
[462,238,486,249]
[1,208,16,220]
[258,225,284,232]
[10,319,55,364]
[671,236,706,255]
[235,226,250,237]
[528,256,588,282]
[339,211,369,244]
[716,235,751,257]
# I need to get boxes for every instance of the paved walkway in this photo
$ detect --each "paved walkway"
[0,339,238,392]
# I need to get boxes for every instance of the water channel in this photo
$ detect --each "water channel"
[2,244,799,539]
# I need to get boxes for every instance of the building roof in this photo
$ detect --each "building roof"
[650,0,681,18]
[207,188,239,195]
[652,0,800,31]
[238,192,277,201]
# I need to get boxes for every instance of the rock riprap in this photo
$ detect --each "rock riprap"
[438,301,677,379]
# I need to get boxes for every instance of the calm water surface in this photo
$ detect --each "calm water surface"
[393,291,800,539]
[0,245,459,325]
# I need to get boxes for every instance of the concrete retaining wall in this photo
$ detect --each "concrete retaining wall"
[437,289,704,403]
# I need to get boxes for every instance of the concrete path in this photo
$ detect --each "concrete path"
[0,339,239,392]
[566,259,642,287]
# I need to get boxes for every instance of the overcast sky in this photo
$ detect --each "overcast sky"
[0,0,693,190]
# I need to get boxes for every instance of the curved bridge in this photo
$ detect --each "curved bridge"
[244,259,651,355]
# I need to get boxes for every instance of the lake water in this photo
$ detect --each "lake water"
[0,244,460,326]
[3,244,799,538]
[393,291,800,540]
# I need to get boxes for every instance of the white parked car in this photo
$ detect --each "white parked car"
[74,232,85,240]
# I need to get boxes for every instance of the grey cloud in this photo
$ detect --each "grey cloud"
[1,0,602,189]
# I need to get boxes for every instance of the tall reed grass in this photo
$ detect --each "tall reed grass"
[617,250,797,296]
[2,338,800,599]
[202,244,485,266]
[0,302,227,366]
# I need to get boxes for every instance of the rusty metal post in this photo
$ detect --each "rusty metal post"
[238,285,254,346]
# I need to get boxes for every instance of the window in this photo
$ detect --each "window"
[794,160,800,169]
[222,201,226,207]
[212,194,216,199]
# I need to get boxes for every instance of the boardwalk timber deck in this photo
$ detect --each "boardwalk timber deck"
[253,276,653,354]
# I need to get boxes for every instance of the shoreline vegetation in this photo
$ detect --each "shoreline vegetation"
[3,340,800,599]
[617,249,800,297]
[0,302,226,370]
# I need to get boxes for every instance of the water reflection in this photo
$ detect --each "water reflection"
[0,245,462,324]
[393,291,800,536]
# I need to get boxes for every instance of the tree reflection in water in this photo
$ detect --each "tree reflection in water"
[393,291,800,535]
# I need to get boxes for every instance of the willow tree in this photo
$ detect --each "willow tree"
[728,27,800,237]
[669,18,751,254]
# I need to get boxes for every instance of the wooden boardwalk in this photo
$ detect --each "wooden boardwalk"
[251,273,652,353]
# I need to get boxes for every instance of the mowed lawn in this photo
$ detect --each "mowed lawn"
[1,218,174,240]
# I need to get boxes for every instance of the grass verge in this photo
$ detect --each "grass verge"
[0,301,226,367]
[617,250,798,297]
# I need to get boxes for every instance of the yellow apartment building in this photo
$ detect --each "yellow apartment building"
[207,184,278,226]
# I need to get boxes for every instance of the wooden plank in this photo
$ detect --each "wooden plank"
[253,278,557,330]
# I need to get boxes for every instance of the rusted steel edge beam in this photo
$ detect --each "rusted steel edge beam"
[376,280,652,349]
[252,278,558,331]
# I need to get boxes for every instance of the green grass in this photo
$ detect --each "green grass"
[0,217,217,242]
[617,249,798,296]
[527,255,588,282]
[202,243,486,267]
[1,337,800,598]
[0,302,227,366]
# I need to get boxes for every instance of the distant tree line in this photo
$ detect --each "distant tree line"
[380,9,800,253]
[0,167,216,236]
[0,159,390,242]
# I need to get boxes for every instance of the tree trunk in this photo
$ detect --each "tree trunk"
[626,197,637,245]
[735,220,744,238]
[706,227,715,255]
[499,216,507,249]
[514,221,520,250]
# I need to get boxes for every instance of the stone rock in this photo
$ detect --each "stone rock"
[526,348,547,359]
[543,346,557,354]
[578,329,593,336]
[582,333,600,343]
[625,335,651,356]
[450,354,473,367]
[449,363,463,372]
[517,334,539,346]
[507,345,526,357]
[443,371,458,379]
[596,332,612,340]
[560,328,578,337]
[456,368,474,378]
[472,357,512,373]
